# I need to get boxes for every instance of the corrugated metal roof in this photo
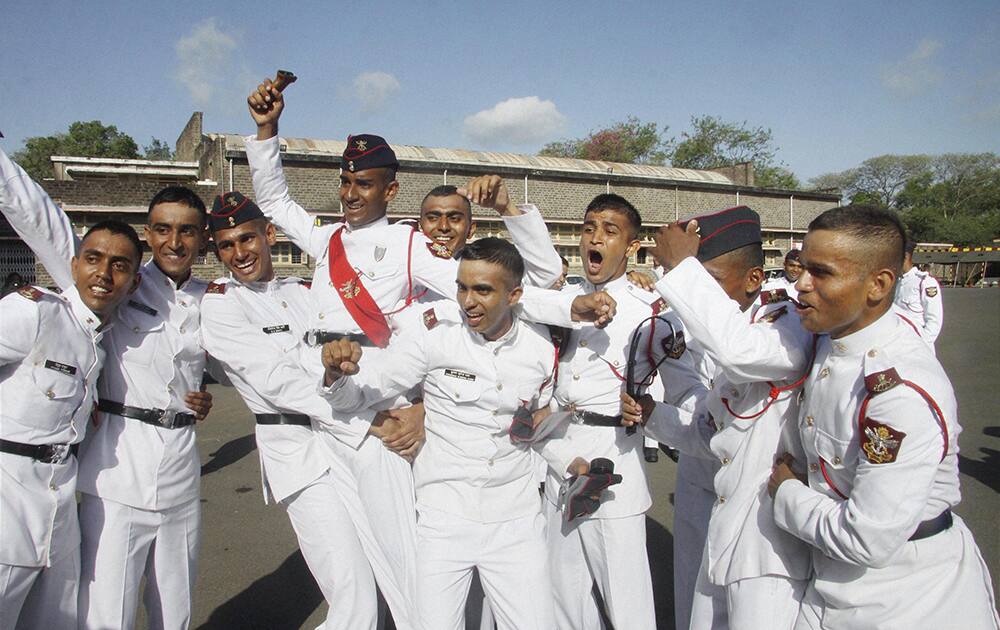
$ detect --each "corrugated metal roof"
[215,134,735,186]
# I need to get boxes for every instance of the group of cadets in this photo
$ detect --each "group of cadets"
[0,74,996,630]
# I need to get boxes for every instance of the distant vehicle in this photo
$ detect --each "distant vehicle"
[977,276,999,288]
[566,274,585,286]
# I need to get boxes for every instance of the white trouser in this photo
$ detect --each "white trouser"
[283,471,378,630]
[0,483,80,630]
[416,507,553,630]
[78,494,201,630]
[545,500,656,630]
[673,477,715,630]
[321,433,421,630]
[689,558,805,630]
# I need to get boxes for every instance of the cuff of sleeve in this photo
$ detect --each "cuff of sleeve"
[317,374,346,397]
[655,256,701,301]
[772,477,812,534]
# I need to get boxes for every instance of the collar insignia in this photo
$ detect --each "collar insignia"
[423,308,438,330]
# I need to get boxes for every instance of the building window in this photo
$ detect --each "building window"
[274,242,303,264]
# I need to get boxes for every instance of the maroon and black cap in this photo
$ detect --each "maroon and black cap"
[209,191,264,232]
[684,205,762,263]
[342,134,398,173]
[785,249,801,261]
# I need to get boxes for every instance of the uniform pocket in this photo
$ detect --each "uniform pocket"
[813,426,855,469]
[115,308,165,367]
[438,372,483,404]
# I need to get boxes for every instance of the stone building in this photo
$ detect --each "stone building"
[4,112,840,286]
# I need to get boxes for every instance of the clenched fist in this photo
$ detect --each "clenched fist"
[321,338,363,386]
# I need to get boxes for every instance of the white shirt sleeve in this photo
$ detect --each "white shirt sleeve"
[920,276,944,343]
[502,204,562,288]
[0,293,39,366]
[243,136,333,258]
[0,148,78,290]
[518,285,578,327]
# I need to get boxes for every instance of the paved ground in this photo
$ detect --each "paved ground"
[177,288,998,629]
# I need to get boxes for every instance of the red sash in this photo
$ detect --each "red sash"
[327,227,392,348]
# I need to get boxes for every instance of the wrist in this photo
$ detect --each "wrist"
[256,122,278,141]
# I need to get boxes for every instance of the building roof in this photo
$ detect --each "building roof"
[214,134,736,187]
[50,156,200,181]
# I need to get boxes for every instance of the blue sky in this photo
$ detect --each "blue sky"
[2,0,997,182]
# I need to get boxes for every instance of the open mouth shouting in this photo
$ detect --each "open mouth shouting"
[585,248,604,278]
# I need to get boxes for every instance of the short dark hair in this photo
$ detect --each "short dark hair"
[559,255,569,266]
[718,242,764,273]
[148,186,207,224]
[903,233,917,255]
[82,219,144,265]
[584,194,642,239]
[422,185,471,215]
[808,205,906,275]
[458,237,524,288]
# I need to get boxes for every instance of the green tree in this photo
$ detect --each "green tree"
[810,154,932,208]
[540,116,669,165]
[143,138,174,161]
[13,120,140,179]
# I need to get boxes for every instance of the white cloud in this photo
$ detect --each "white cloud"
[463,96,567,146]
[175,18,240,107]
[351,72,401,113]
[880,38,944,97]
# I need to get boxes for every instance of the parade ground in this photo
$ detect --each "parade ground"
[176,288,999,630]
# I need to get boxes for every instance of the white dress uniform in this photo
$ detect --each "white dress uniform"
[893,266,944,349]
[321,312,558,630]
[0,148,208,630]
[772,308,999,630]
[520,273,704,630]
[762,273,800,301]
[200,275,395,630]
[0,286,105,630]
[649,257,815,630]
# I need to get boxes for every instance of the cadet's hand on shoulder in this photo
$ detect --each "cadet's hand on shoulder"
[321,338,362,386]
[653,220,700,271]
[185,389,214,422]
[620,392,655,427]
[626,270,657,292]
[247,79,284,139]
[571,290,617,328]
[767,453,804,498]
[458,175,514,214]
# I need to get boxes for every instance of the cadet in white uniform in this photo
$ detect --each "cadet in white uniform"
[893,237,943,350]
[762,248,803,301]
[321,238,558,630]
[0,149,214,630]
[0,221,141,630]
[769,205,999,630]
[630,206,814,630]
[518,193,703,630]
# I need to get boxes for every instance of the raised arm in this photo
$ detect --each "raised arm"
[0,148,78,289]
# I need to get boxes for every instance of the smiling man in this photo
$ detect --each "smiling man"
[0,148,215,630]
[319,238,559,630]
[768,205,999,629]
[1,220,140,630]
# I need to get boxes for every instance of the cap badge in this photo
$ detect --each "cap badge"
[355,139,368,151]
[227,194,239,207]
[228,216,236,226]
[348,160,355,172]
[339,279,361,299]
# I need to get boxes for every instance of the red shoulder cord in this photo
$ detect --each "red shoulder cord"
[721,335,819,420]
[819,365,949,501]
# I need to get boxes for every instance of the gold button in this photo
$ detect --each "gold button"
[488,459,494,467]
[496,384,503,391]
[318,313,325,319]
[281,301,288,308]
[328,281,334,287]
[86,317,94,324]
[46,390,55,399]
[493,348,500,355]
[806,416,814,427]
[572,374,580,381]
[613,360,620,367]
[721,457,730,465]
[492,410,498,416]
[835,343,846,352]
[809,463,818,472]
[580,339,588,348]
[730,389,739,398]
[133,326,140,333]
[718,496,726,503]
[867,349,877,358]
[819,367,830,378]
[180,327,186,334]
[833,456,842,465]
[50,483,58,491]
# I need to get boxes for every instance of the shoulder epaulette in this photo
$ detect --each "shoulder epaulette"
[759,288,790,306]
[422,308,439,330]
[864,367,903,395]
[205,282,227,295]
[16,286,44,301]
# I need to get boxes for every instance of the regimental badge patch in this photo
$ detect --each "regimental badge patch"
[16,286,43,301]
[661,330,686,359]
[925,286,938,298]
[205,282,227,295]
[423,308,438,330]
[426,242,452,259]
[756,305,788,325]
[861,418,906,464]
[760,288,789,306]
[864,368,902,394]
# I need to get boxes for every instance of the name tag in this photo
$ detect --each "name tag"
[444,369,476,381]
[44,360,77,376]
[262,324,291,335]
[127,300,158,316]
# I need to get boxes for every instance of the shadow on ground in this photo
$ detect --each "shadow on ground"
[201,434,256,477]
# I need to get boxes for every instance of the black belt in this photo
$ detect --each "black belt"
[0,438,78,464]
[571,410,623,427]
[97,399,196,429]
[255,413,311,426]
[303,331,376,348]
[908,509,953,541]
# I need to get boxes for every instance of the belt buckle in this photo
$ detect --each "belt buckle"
[564,405,583,424]
[155,409,177,429]
[42,443,70,464]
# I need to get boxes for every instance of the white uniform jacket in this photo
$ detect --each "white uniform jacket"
[0,148,208,510]
[523,274,704,519]
[0,286,106,566]
[774,309,999,628]
[200,277,374,503]
[321,315,556,523]
[893,266,943,345]
[648,257,814,585]
[761,274,799,301]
